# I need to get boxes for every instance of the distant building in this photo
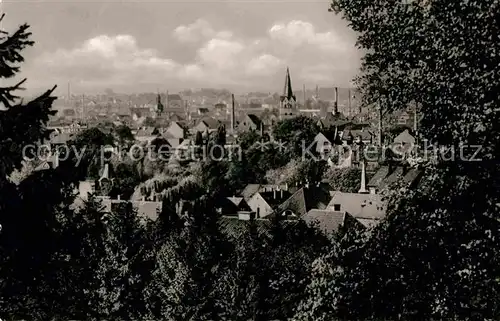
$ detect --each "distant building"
[237,114,263,132]
[166,94,183,109]
[279,67,297,120]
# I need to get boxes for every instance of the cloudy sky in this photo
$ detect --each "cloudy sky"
[2,0,362,95]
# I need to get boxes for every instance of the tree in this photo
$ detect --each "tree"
[0,12,59,318]
[144,197,232,320]
[115,124,135,147]
[272,116,320,158]
[194,131,203,146]
[323,167,363,193]
[215,218,270,320]
[215,125,226,146]
[295,1,500,320]
[143,117,156,127]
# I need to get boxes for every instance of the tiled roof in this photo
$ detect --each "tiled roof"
[275,185,332,218]
[303,209,346,235]
[95,198,162,221]
[247,114,262,127]
[327,192,385,220]
[379,166,405,190]
[50,132,74,145]
[259,190,292,208]
[356,218,379,229]
[227,197,248,208]
[348,129,374,141]
[277,188,307,217]
[240,184,262,200]
[198,117,220,129]
[367,166,390,188]
[402,168,422,187]
[136,127,157,137]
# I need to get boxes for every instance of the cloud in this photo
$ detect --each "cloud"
[173,19,233,43]
[32,19,359,91]
[269,20,352,53]
[197,38,244,70]
[246,54,283,76]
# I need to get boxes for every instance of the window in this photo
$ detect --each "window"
[334,204,341,211]
[257,208,260,218]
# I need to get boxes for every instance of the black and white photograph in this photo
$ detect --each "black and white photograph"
[0,0,499,319]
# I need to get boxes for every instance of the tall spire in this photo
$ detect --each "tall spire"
[282,67,295,101]
[231,94,235,133]
[358,159,368,194]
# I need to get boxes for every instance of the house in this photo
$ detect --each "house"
[341,129,374,146]
[240,183,293,201]
[367,165,422,194]
[135,127,159,143]
[160,131,182,149]
[166,121,188,139]
[194,117,221,133]
[166,94,183,109]
[312,132,337,157]
[216,197,252,216]
[366,166,391,194]
[246,186,293,218]
[237,114,263,132]
[214,103,227,117]
[302,209,364,236]
[392,129,416,155]
[88,197,162,222]
[327,192,386,228]
[131,107,152,120]
[274,184,333,219]
[197,107,210,116]
[49,130,74,146]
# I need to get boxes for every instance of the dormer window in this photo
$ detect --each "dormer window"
[333,204,341,211]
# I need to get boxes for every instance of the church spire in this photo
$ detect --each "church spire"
[282,67,296,101]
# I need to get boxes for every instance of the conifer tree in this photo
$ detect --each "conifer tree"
[0,12,58,318]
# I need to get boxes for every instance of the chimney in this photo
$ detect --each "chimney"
[273,188,277,199]
[285,182,288,191]
[358,160,368,193]
[117,194,120,200]
[334,87,339,115]
[303,84,306,107]
[280,189,283,198]
[53,151,60,168]
[231,94,235,133]
[348,88,352,116]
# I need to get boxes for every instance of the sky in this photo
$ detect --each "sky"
[2,0,362,96]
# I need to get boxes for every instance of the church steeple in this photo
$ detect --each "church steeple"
[282,67,296,102]
[279,67,297,120]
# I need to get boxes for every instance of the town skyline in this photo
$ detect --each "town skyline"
[3,0,361,96]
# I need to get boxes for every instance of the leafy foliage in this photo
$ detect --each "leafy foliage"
[294,1,500,320]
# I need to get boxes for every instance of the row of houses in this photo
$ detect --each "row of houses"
[71,157,422,238]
